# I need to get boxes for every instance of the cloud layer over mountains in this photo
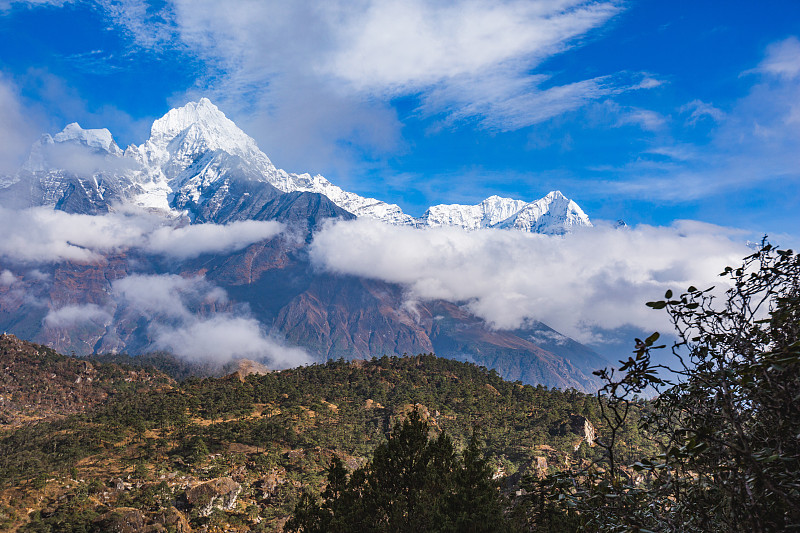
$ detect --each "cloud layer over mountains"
[0,207,284,262]
[310,218,751,343]
[112,274,312,366]
[0,203,753,349]
[0,202,753,364]
[0,208,307,367]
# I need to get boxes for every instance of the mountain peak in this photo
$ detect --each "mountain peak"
[149,98,237,145]
[139,98,276,182]
[543,190,567,201]
[497,190,592,234]
[53,123,121,155]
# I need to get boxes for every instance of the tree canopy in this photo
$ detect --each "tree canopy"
[286,408,511,533]
[530,242,800,532]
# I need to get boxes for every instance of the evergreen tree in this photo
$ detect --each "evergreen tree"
[287,409,511,533]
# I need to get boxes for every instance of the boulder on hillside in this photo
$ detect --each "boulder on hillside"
[95,507,147,533]
[185,477,241,517]
[154,506,192,532]
[535,456,548,479]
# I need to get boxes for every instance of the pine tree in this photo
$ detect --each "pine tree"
[286,409,511,533]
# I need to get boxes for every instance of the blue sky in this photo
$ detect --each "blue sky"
[0,0,798,240]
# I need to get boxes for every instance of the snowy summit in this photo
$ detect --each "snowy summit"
[1,99,591,234]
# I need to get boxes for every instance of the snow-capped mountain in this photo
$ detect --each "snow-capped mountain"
[0,122,131,213]
[0,98,592,234]
[495,191,591,235]
[419,196,528,230]
[0,98,608,391]
[417,192,591,234]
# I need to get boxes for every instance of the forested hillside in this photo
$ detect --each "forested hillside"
[0,334,173,430]
[0,338,650,532]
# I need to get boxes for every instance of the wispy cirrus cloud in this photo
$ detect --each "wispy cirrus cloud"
[79,0,657,174]
[318,0,620,93]
[586,36,800,204]
[747,36,800,79]
[0,0,69,11]
[680,99,725,126]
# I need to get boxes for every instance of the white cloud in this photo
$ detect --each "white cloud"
[29,141,137,175]
[152,315,312,366]
[614,107,667,132]
[93,0,177,50]
[318,0,619,93]
[26,269,49,281]
[146,220,284,259]
[0,207,284,263]
[44,303,112,328]
[424,73,611,132]
[0,207,301,364]
[112,273,312,366]
[751,36,800,79]
[309,218,750,343]
[0,74,41,174]
[0,0,69,12]
[0,208,150,262]
[113,274,209,320]
[680,99,725,126]
[81,0,657,172]
[0,269,16,286]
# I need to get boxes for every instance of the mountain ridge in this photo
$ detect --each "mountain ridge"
[1,98,592,235]
[0,98,608,391]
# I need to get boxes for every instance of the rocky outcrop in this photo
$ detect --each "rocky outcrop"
[154,507,192,533]
[231,359,271,381]
[570,415,596,450]
[535,456,548,478]
[185,477,241,517]
[96,507,147,533]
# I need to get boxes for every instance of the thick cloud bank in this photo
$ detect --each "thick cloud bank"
[44,303,112,328]
[145,221,285,260]
[0,207,284,263]
[310,219,751,342]
[112,274,312,367]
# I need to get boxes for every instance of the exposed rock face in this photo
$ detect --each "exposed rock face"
[535,456,548,478]
[232,359,271,381]
[96,507,147,533]
[186,477,242,517]
[254,468,288,499]
[582,418,596,446]
[155,507,192,533]
[571,415,596,448]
